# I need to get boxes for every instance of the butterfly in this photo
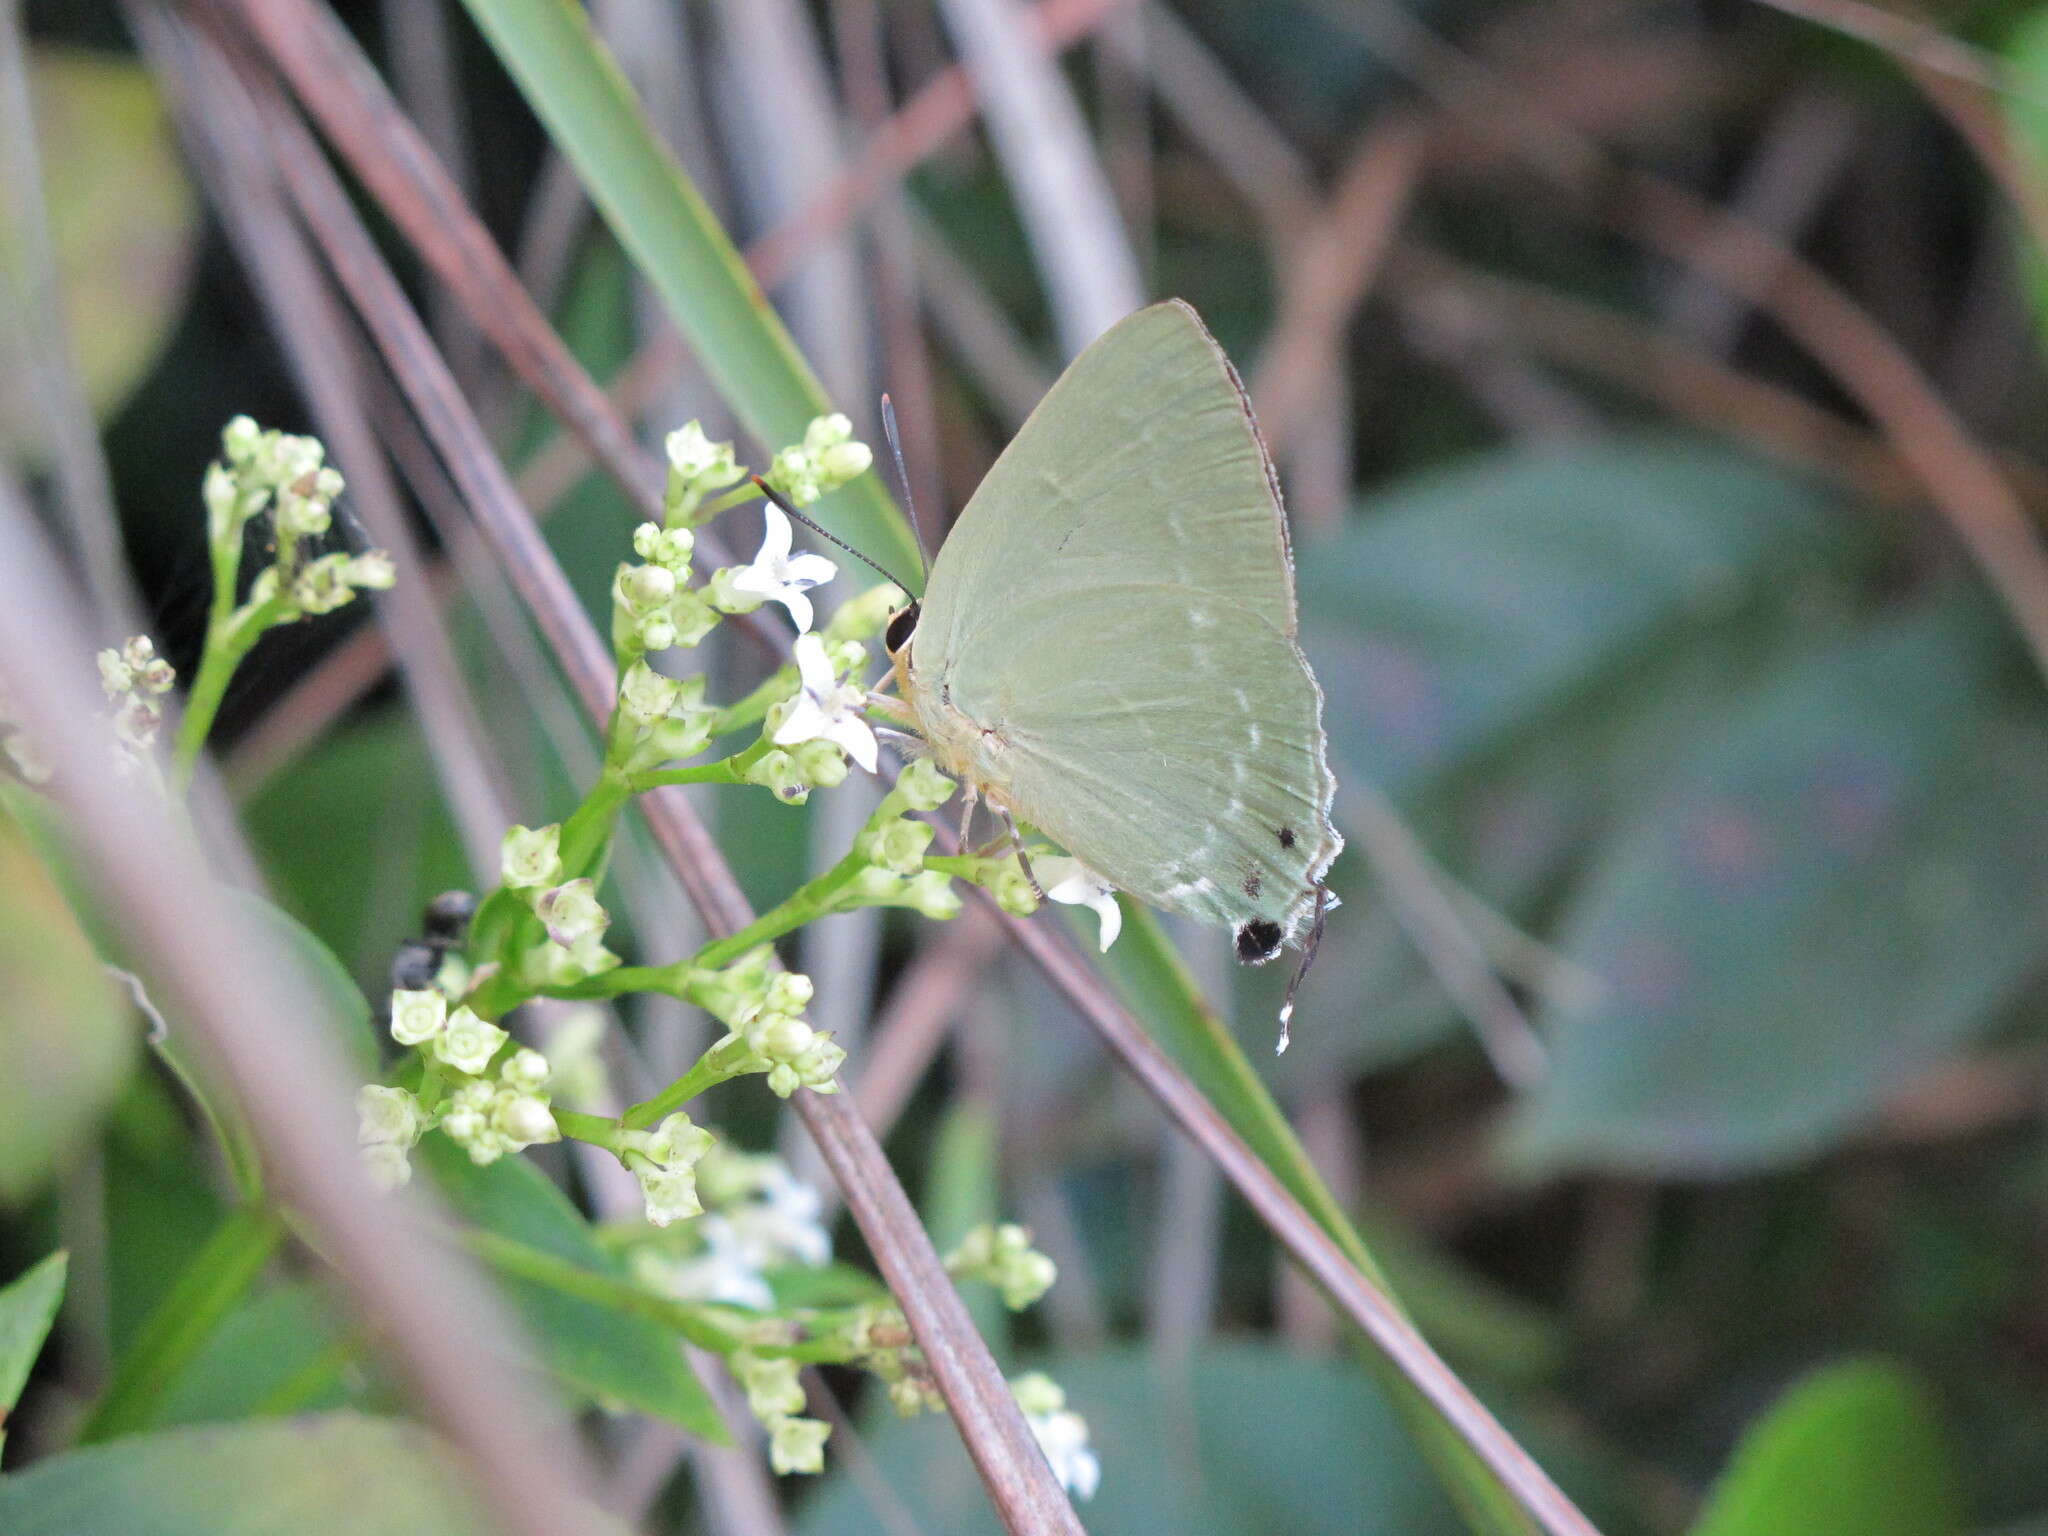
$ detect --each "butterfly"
[875,300,1342,1033]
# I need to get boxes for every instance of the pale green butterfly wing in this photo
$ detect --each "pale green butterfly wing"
[914,300,1341,954]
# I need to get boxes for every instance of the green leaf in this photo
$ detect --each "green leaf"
[796,1343,1465,1535]
[243,710,470,991]
[0,47,198,457]
[2002,10,2048,355]
[153,1282,360,1429]
[1691,1360,1962,1536]
[418,1138,726,1439]
[1508,585,2048,1174]
[1299,434,1854,802]
[0,1414,494,1535]
[218,890,378,1079]
[0,1250,67,1457]
[451,0,921,579]
[0,800,134,1203]
[1093,908,1543,1536]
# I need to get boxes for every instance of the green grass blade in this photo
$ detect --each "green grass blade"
[1096,907,1543,1536]
[452,0,921,581]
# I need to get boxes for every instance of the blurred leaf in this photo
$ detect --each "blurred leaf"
[796,1343,1464,1535]
[243,710,470,989]
[217,890,378,1080]
[1508,586,2048,1174]
[1691,1360,1962,1536]
[153,1281,359,1429]
[452,0,921,578]
[0,47,198,452]
[2002,10,2048,354]
[1299,434,1852,802]
[0,1414,494,1534]
[0,1250,66,1456]
[0,801,133,1203]
[418,1138,725,1439]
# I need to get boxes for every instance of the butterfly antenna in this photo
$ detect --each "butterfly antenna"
[752,478,913,595]
[1275,883,1331,1055]
[879,394,931,583]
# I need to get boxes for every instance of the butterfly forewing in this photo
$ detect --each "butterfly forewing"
[915,300,1341,948]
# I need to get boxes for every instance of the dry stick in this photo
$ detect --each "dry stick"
[0,492,609,1536]
[212,6,1597,1529]
[1391,248,1914,508]
[0,0,140,629]
[1248,117,1431,456]
[194,18,1079,1534]
[130,0,511,876]
[1322,0,2048,687]
[994,907,1600,1536]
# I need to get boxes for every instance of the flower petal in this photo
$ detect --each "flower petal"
[784,552,838,590]
[826,713,879,773]
[773,692,832,748]
[756,504,794,564]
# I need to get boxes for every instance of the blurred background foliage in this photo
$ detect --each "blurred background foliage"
[7,0,2048,1531]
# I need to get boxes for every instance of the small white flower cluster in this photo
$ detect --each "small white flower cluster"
[690,949,847,1100]
[96,635,176,765]
[500,824,618,985]
[733,1352,831,1475]
[706,504,839,636]
[206,417,393,618]
[1012,1373,1100,1501]
[633,1147,831,1310]
[763,413,874,510]
[662,420,746,523]
[829,758,963,921]
[372,987,562,1175]
[945,1222,1059,1312]
[617,1110,716,1226]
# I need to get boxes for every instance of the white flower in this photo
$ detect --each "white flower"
[729,506,837,633]
[665,421,743,490]
[501,824,563,889]
[434,1007,509,1076]
[640,1214,776,1310]
[1037,857,1122,951]
[769,1414,831,1475]
[637,1165,704,1228]
[357,1084,425,1147]
[389,988,448,1047]
[361,1140,414,1191]
[724,1166,831,1270]
[773,633,877,772]
[1013,1374,1099,1500]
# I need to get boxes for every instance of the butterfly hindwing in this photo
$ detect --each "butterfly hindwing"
[914,300,1341,948]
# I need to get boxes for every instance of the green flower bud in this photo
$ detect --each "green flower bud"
[221,414,261,465]
[346,551,396,590]
[894,758,956,813]
[769,1415,831,1476]
[619,562,677,613]
[647,1112,716,1168]
[904,870,963,920]
[749,1013,816,1063]
[765,972,814,1015]
[501,1047,551,1093]
[665,421,744,493]
[736,1354,807,1421]
[817,439,873,487]
[97,649,134,697]
[534,878,609,948]
[990,862,1041,916]
[501,824,562,889]
[803,413,854,456]
[492,1090,559,1148]
[867,818,934,877]
[667,589,720,648]
[619,659,683,725]
[745,749,810,805]
[765,445,822,508]
[1011,1371,1065,1418]
[790,738,848,789]
[633,521,696,570]
[636,1164,702,1227]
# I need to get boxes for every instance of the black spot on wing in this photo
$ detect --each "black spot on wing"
[1277,826,1297,850]
[1236,918,1284,965]
[1242,870,1262,900]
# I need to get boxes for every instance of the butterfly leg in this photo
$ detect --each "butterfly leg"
[956,780,980,852]
[992,805,1045,902]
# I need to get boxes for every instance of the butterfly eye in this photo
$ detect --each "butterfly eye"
[885,601,921,656]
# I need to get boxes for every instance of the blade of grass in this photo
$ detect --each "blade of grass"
[450,0,920,580]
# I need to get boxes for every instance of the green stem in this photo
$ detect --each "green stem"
[627,760,745,792]
[707,667,795,738]
[619,1033,757,1130]
[460,1228,740,1352]
[171,596,287,787]
[78,1204,284,1443]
